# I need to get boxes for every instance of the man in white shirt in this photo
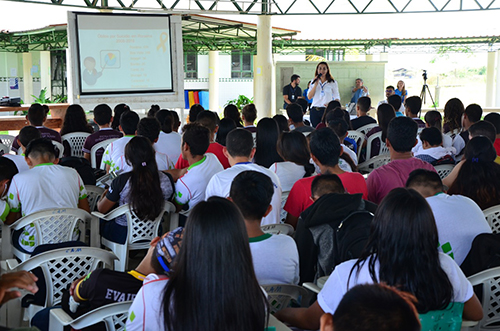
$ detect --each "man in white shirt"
[406,169,491,265]
[229,170,299,285]
[205,128,282,225]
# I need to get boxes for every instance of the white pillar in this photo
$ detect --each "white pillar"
[22,53,33,104]
[39,51,51,100]
[365,54,374,61]
[254,15,273,119]
[380,52,389,62]
[496,50,500,107]
[486,51,496,107]
[208,50,219,112]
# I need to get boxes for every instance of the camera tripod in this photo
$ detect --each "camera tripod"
[420,70,437,110]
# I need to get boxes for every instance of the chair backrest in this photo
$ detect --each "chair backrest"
[0,143,8,155]
[347,130,365,153]
[365,131,389,159]
[14,247,116,307]
[52,141,65,159]
[62,132,91,158]
[91,138,119,169]
[262,284,309,314]
[467,266,500,329]
[357,123,378,135]
[0,134,15,150]
[261,223,294,236]
[434,164,455,180]
[483,205,500,234]
[67,301,131,331]
[85,185,105,212]
[419,302,464,331]
[358,154,391,174]
[125,202,176,247]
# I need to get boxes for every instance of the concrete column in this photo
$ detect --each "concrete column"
[254,15,273,119]
[380,52,389,61]
[208,50,219,112]
[39,51,52,100]
[496,50,500,107]
[22,53,33,104]
[486,51,496,107]
[365,54,374,61]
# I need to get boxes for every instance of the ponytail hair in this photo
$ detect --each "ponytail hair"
[277,131,315,177]
[125,136,165,220]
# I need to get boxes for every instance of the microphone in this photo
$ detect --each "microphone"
[312,73,322,84]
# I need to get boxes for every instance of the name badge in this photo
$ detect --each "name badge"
[320,90,325,97]
[291,95,295,100]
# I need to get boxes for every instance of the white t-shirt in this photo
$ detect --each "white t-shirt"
[0,199,10,222]
[427,193,492,265]
[175,153,224,211]
[3,154,29,173]
[310,80,340,108]
[250,233,299,285]
[413,134,455,156]
[317,253,474,314]
[445,131,466,156]
[6,163,87,252]
[342,144,358,165]
[205,162,282,226]
[127,273,168,331]
[155,131,182,166]
[269,161,306,193]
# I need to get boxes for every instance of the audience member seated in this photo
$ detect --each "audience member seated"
[31,228,182,331]
[154,109,182,165]
[4,126,41,172]
[60,104,94,157]
[0,158,18,223]
[275,188,483,330]
[174,123,224,213]
[82,104,123,167]
[406,169,491,265]
[273,114,290,133]
[241,104,258,133]
[414,127,454,165]
[97,136,174,244]
[443,98,466,155]
[387,94,404,117]
[147,104,160,118]
[126,197,268,331]
[101,110,140,173]
[11,103,62,153]
[447,136,500,210]
[295,175,375,283]
[320,284,421,331]
[367,117,436,204]
[137,117,174,171]
[215,118,237,146]
[404,96,425,128]
[284,128,367,228]
[461,104,483,145]
[111,103,130,131]
[328,118,358,172]
[377,85,395,107]
[175,111,230,169]
[326,108,357,153]
[287,103,314,134]
[484,112,500,156]
[254,118,283,168]
[224,104,243,127]
[363,103,396,161]
[315,101,341,129]
[187,103,204,123]
[205,129,282,226]
[230,171,299,285]
[5,139,89,253]
[351,96,376,130]
[412,110,456,157]
[170,110,181,133]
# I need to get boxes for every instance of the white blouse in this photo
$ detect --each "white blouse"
[310,79,340,108]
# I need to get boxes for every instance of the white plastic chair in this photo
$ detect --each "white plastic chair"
[303,276,329,294]
[93,202,176,271]
[8,208,92,262]
[261,223,294,236]
[90,138,118,169]
[49,301,131,331]
[0,143,8,155]
[434,164,455,180]
[262,284,310,314]
[483,205,500,234]
[358,154,391,174]
[356,123,378,136]
[463,266,500,330]
[0,247,116,328]
[347,130,366,161]
[85,185,105,212]
[365,131,389,160]
[62,132,91,158]
[0,134,16,150]
[52,141,64,159]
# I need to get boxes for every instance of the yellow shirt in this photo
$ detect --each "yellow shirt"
[496,156,500,165]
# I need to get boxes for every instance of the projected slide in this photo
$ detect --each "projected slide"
[76,13,173,94]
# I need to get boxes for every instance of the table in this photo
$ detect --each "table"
[0,117,62,131]
[0,103,69,114]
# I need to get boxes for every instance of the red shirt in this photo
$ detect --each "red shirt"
[284,172,368,218]
[494,138,500,156]
[175,142,230,169]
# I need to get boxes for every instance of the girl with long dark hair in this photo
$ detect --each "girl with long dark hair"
[275,188,483,330]
[254,118,283,168]
[111,103,130,131]
[363,103,396,160]
[126,197,269,331]
[60,104,93,157]
[448,136,500,210]
[97,136,174,244]
[215,118,237,146]
[224,104,244,127]
[443,98,466,154]
[307,62,340,128]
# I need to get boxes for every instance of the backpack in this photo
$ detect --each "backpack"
[59,156,96,185]
[333,211,373,267]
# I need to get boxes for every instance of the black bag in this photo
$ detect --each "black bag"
[59,156,96,185]
[333,211,373,267]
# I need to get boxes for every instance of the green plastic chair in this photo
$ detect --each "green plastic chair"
[419,302,464,331]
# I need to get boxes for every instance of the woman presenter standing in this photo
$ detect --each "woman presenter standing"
[307,62,340,128]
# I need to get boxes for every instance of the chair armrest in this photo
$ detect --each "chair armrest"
[461,320,479,327]
[49,307,73,328]
[302,282,321,294]
[91,204,130,221]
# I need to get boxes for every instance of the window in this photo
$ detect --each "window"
[184,53,197,79]
[231,51,253,78]
[305,49,345,61]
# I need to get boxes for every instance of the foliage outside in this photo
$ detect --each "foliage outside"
[225,95,253,110]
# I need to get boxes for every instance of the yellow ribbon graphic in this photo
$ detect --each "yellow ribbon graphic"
[157,32,168,52]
